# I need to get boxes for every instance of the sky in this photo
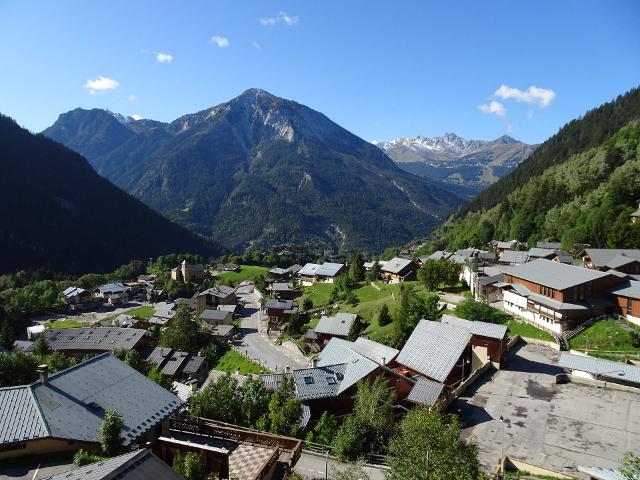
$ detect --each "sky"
[1,0,639,144]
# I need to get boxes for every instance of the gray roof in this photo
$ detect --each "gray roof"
[300,402,311,429]
[606,254,640,269]
[351,337,399,364]
[315,313,357,337]
[199,309,232,323]
[37,327,147,352]
[553,251,574,264]
[504,283,591,311]
[41,449,184,480]
[298,262,345,277]
[271,282,294,292]
[381,257,414,274]
[577,466,627,480]
[396,320,471,382]
[406,377,445,407]
[558,352,640,384]
[141,347,204,377]
[426,251,454,261]
[494,240,517,249]
[264,299,294,310]
[536,241,562,250]
[477,273,504,286]
[527,247,555,258]
[217,304,237,313]
[580,249,640,267]
[153,304,177,319]
[269,267,289,275]
[508,258,612,290]
[609,280,640,300]
[207,324,235,337]
[441,314,507,340]
[97,283,126,295]
[288,264,303,273]
[305,329,319,340]
[292,364,347,400]
[62,286,87,298]
[199,285,236,298]
[0,355,183,447]
[499,250,529,264]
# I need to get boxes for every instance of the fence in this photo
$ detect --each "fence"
[302,440,389,467]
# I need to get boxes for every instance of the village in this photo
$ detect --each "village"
[0,241,639,480]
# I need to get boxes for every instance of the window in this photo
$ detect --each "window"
[326,376,336,385]
[304,376,314,385]
[627,299,634,315]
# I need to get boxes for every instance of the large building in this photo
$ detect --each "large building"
[171,260,205,282]
[28,327,151,357]
[0,354,183,460]
[297,262,346,285]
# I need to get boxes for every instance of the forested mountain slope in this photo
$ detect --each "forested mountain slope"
[0,115,218,274]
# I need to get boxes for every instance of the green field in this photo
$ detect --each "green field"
[507,319,555,342]
[569,318,640,355]
[216,265,270,283]
[123,305,155,319]
[212,349,269,375]
[46,319,86,329]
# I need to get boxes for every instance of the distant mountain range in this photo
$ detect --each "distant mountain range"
[374,133,536,195]
[43,89,464,254]
[0,114,218,274]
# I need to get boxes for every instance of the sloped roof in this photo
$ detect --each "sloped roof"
[579,249,640,267]
[62,286,87,298]
[499,251,529,264]
[199,309,232,322]
[269,267,289,275]
[606,254,640,269]
[199,285,236,298]
[426,251,454,261]
[351,337,399,364]
[381,257,414,274]
[508,258,612,290]
[315,313,357,337]
[396,320,471,382]
[271,282,294,292]
[577,466,627,480]
[37,328,147,352]
[536,241,562,250]
[608,280,640,300]
[0,355,183,447]
[440,314,507,340]
[558,352,640,384]
[264,299,294,310]
[406,377,445,407]
[527,247,555,258]
[292,364,347,400]
[97,283,126,294]
[41,448,184,480]
[553,251,574,264]
[298,263,344,277]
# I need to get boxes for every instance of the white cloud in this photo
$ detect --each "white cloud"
[128,94,136,102]
[156,52,173,63]
[130,114,143,121]
[478,100,506,117]
[494,84,556,109]
[259,11,298,26]
[83,76,119,94]
[252,42,261,50]
[210,35,230,48]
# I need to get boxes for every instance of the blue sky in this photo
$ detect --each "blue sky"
[1,0,638,144]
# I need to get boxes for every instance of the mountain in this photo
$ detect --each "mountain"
[373,133,536,195]
[43,89,464,254]
[431,87,640,250]
[0,114,218,274]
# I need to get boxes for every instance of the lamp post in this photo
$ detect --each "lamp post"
[499,414,505,478]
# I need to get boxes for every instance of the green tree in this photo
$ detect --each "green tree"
[147,366,172,390]
[377,304,392,327]
[331,461,370,480]
[456,298,509,324]
[0,319,15,350]
[99,409,124,456]
[305,411,337,446]
[172,452,208,480]
[241,376,270,428]
[386,408,481,480]
[189,374,242,424]
[417,260,442,291]
[366,261,381,282]
[159,303,202,353]
[32,334,51,356]
[302,298,313,312]
[348,253,365,282]
[621,453,640,480]
[259,376,302,436]
[124,349,143,372]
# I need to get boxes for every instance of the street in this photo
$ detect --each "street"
[293,452,387,480]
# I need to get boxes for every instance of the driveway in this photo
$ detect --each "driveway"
[453,343,640,475]
[0,459,75,480]
[293,452,386,480]
[234,292,308,373]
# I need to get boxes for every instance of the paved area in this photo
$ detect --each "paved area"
[293,452,386,480]
[234,292,308,372]
[228,443,277,480]
[0,459,75,480]
[453,343,640,475]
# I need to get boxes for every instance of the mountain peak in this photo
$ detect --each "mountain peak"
[238,88,277,100]
[494,134,517,144]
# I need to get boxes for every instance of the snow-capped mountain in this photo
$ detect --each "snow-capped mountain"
[374,133,536,195]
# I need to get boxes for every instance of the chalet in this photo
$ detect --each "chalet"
[0,354,183,460]
[500,259,620,334]
[268,267,290,280]
[536,241,562,250]
[489,239,518,253]
[171,260,205,282]
[294,337,398,426]
[62,286,94,310]
[608,280,640,326]
[149,302,178,327]
[498,250,529,266]
[527,247,556,260]
[199,309,233,326]
[40,449,184,480]
[288,264,303,276]
[310,313,357,349]
[95,282,128,306]
[440,314,508,367]
[380,257,416,283]
[28,327,150,357]
[217,303,239,318]
[271,282,296,300]
[579,248,640,272]
[195,285,236,313]
[264,299,298,329]
[298,262,346,285]
[552,251,574,265]
[141,346,209,385]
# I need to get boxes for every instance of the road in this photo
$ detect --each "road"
[235,292,308,373]
[293,452,387,480]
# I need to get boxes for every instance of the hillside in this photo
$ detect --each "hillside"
[0,114,218,274]
[43,89,464,255]
[435,120,640,250]
[374,133,536,195]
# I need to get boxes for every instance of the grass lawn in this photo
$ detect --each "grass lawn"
[569,318,640,355]
[123,305,154,319]
[507,319,555,342]
[46,319,86,329]
[212,349,270,375]
[298,283,334,309]
[216,265,270,284]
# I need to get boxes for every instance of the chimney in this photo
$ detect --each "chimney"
[188,379,198,392]
[37,364,49,385]
[311,357,318,368]
[285,365,291,374]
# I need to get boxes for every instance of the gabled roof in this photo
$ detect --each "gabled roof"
[499,250,529,265]
[426,251,454,261]
[536,241,562,250]
[406,377,445,407]
[97,283,126,294]
[381,257,414,274]
[199,285,236,298]
[351,337,399,364]
[606,254,640,269]
[527,247,555,258]
[507,258,612,290]
[62,286,87,298]
[608,279,640,300]
[199,309,232,322]
[298,262,345,277]
[271,282,294,292]
[264,299,294,310]
[36,327,147,352]
[41,449,184,480]
[553,251,574,264]
[292,364,347,401]
[577,466,627,480]
[0,355,183,447]
[559,352,640,384]
[315,313,357,337]
[396,320,471,382]
[441,314,507,340]
[579,249,640,267]
[288,264,303,273]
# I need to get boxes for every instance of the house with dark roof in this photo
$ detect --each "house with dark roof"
[536,241,562,250]
[264,299,298,329]
[579,249,640,272]
[62,286,95,310]
[309,313,358,350]
[270,282,296,300]
[30,327,150,357]
[0,354,183,460]
[380,257,416,283]
[489,239,519,253]
[440,314,508,367]
[141,347,209,385]
[195,285,236,313]
[297,263,346,285]
[40,448,185,480]
[95,283,128,306]
[199,309,233,326]
[552,251,574,265]
[498,250,530,266]
[500,259,620,334]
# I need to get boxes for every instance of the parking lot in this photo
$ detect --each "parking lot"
[453,342,640,475]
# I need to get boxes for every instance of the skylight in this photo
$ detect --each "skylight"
[304,376,314,384]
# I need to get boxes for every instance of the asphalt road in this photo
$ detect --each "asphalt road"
[293,452,387,480]
[234,292,308,373]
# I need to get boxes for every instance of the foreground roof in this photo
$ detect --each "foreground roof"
[577,466,627,480]
[558,352,640,384]
[608,280,640,299]
[507,258,612,290]
[0,354,183,447]
[315,313,357,337]
[41,448,184,480]
[396,320,471,382]
[580,249,640,267]
[406,377,445,407]
[441,314,507,340]
[292,364,347,401]
[36,327,147,352]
